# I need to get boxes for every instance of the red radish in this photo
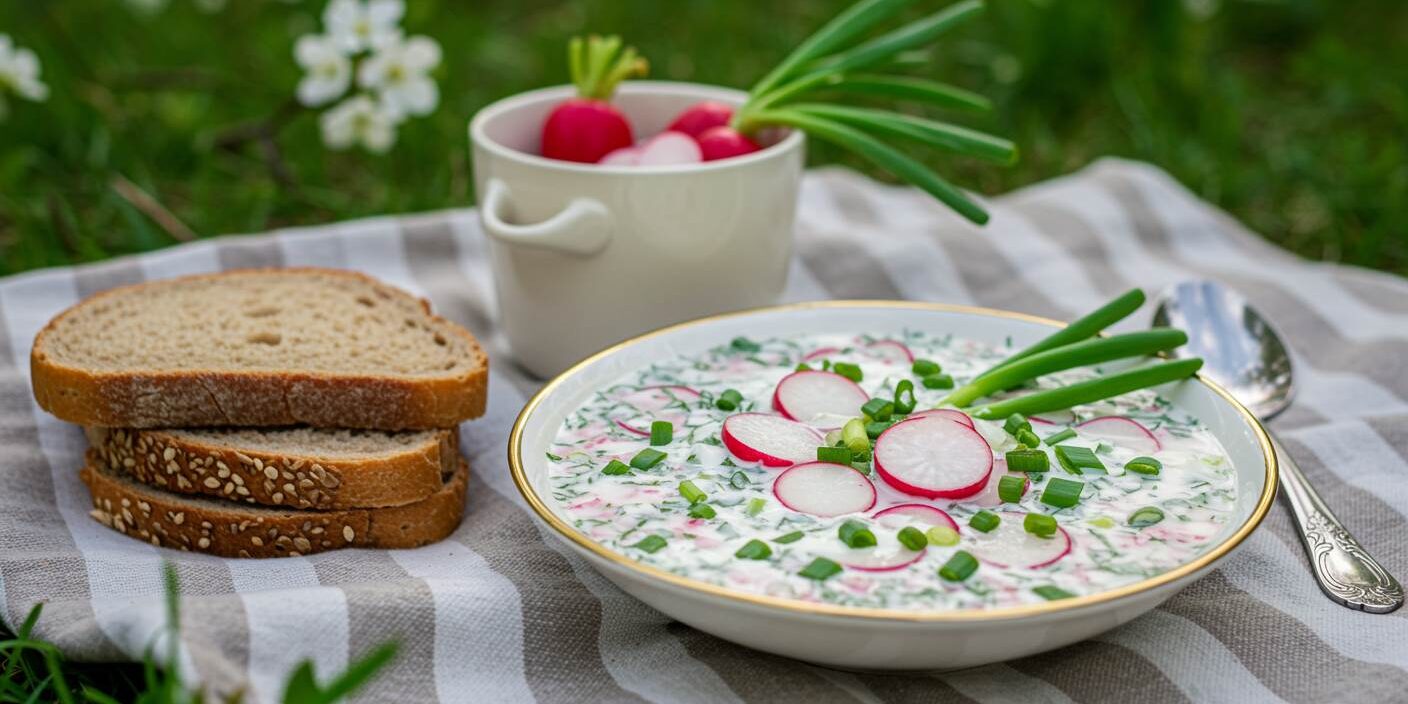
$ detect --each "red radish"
[613,385,700,436]
[971,461,1028,508]
[666,101,734,139]
[541,36,649,163]
[865,340,914,364]
[840,545,925,572]
[772,462,876,516]
[697,126,762,161]
[636,131,702,165]
[968,513,1072,569]
[772,370,869,426]
[802,346,843,362]
[874,416,992,499]
[598,146,641,166]
[909,408,975,429]
[1076,416,1161,454]
[721,413,824,468]
[873,503,959,531]
[1027,416,1058,427]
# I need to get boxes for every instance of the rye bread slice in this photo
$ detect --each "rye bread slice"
[86,426,457,510]
[31,268,487,430]
[81,451,468,558]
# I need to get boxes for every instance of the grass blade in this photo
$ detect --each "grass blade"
[969,359,1205,420]
[318,643,398,702]
[810,0,984,75]
[825,74,992,111]
[788,103,1016,163]
[750,0,915,98]
[752,108,989,224]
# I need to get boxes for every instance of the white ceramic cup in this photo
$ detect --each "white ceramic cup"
[469,81,806,378]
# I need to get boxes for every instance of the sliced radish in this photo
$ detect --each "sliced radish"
[1027,416,1059,427]
[598,145,641,166]
[1077,416,1161,454]
[865,340,914,364]
[874,416,993,499]
[873,503,959,530]
[772,462,876,516]
[801,346,843,362]
[909,408,975,429]
[968,513,1072,568]
[839,545,925,572]
[721,413,823,468]
[636,131,702,166]
[613,385,700,436]
[971,461,1028,508]
[771,371,869,426]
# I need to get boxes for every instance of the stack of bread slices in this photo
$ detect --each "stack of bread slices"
[29,268,488,558]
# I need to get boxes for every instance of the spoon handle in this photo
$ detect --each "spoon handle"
[1273,433,1404,613]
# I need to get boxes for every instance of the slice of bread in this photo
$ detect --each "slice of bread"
[86,426,457,510]
[81,451,468,558]
[32,268,487,430]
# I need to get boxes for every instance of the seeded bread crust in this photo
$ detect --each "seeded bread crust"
[30,268,488,430]
[81,452,468,558]
[86,427,456,510]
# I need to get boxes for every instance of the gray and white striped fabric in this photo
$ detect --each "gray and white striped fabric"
[2,158,1405,703]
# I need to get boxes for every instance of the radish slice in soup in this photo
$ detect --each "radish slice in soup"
[772,371,869,426]
[721,413,823,468]
[873,503,959,530]
[971,460,1028,508]
[865,340,914,364]
[909,408,975,429]
[874,416,992,499]
[1077,416,1161,454]
[968,513,1072,568]
[772,462,877,516]
[613,385,700,436]
[840,545,925,572]
[1030,409,1077,425]
[801,346,842,362]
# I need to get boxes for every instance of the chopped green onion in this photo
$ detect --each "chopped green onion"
[1128,506,1166,527]
[1005,449,1049,473]
[715,389,744,411]
[678,480,707,504]
[630,448,667,470]
[1004,413,1031,436]
[601,459,631,476]
[1016,428,1041,448]
[833,362,863,382]
[796,362,813,371]
[817,445,851,464]
[799,557,844,581]
[938,550,979,581]
[746,497,767,516]
[926,526,960,546]
[969,359,1204,420]
[631,535,667,553]
[1033,585,1075,601]
[650,420,673,446]
[865,420,893,439]
[1023,513,1058,537]
[1040,478,1084,508]
[911,358,941,376]
[1054,445,1105,474]
[1088,516,1116,529]
[731,336,761,353]
[969,510,1000,533]
[842,418,870,453]
[687,503,716,519]
[851,448,872,463]
[1043,428,1077,446]
[838,519,878,548]
[1125,456,1163,476]
[998,475,1027,503]
[893,379,916,415]
[861,398,895,422]
[1095,442,1113,455]
[897,526,928,551]
[734,539,772,560]
[922,373,954,389]
[774,530,805,544]
[730,471,751,489]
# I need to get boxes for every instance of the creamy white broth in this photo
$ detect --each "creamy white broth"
[545,331,1237,611]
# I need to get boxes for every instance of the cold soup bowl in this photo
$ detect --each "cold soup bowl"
[508,301,1277,670]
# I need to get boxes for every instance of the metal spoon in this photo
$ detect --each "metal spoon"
[1153,280,1402,613]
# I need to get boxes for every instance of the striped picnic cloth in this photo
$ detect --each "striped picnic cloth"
[2,158,1406,703]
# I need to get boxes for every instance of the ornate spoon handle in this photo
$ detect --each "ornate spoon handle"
[1273,434,1403,613]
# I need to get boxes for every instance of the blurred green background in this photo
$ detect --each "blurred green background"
[1,0,1405,278]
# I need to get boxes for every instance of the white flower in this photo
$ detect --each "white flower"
[324,0,404,54]
[359,35,440,120]
[294,34,352,107]
[0,34,49,120]
[320,94,397,153]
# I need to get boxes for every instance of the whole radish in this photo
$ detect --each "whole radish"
[541,35,649,163]
[697,126,761,161]
[666,101,734,139]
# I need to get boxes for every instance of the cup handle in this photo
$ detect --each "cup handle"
[479,178,612,256]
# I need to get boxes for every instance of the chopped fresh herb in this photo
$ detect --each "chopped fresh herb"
[1088,516,1116,529]
[734,539,772,560]
[939,551,979,581]
[1095,442,1113,455]
[1128,506,1166,527]
[1033,585,1075,601]
[838,519,878,548]
[601,459,631,476]
[897,526,928,551]
[817,445,851,464]
[998,475,1027,503]
[833,362,863,382]
[1054,445,1105,474]
[729,471,751,489]
[746,497,767,516]
[926,526,960,546]
[799,557,844,581]
[687,503,717,519]
[631,535,667,553]
[795,362,813,371]
[1040,478,1085,508]
[922,373,954,389]
[969,510,1000,533]
[678,480,707,504]
[1023,513,1058,537]
[1016,428,1042,448]
[731,336,761,353]
[911,359,941,376]
[861,398,895,421]
[774,530,805,544]
[1042,428,1077,446]
[1125,456,1163,476]
[1004,413,1032,436]
[893,379,916,415]
[650,420,673,446]
[630,448,667,470]
[546,452,563,462]
[715,389,744,411]
[1006,449,1050,472]
[842,418,870,453]
[864,420,893,439]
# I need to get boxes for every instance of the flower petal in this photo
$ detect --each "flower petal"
[367,0,405,28]
[400,36,442,72]
[394,78,438,116]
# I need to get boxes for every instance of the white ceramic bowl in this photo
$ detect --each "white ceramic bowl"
[509,301,1277,670]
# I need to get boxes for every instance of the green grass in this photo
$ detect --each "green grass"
[1,1,1404,278]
